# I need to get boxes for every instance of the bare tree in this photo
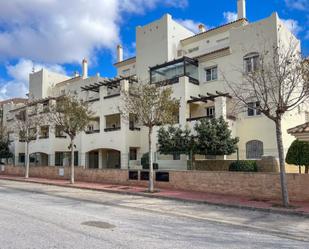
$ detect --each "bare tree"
[14,107,43,178]
[225,40,309,207]
[49,95,93,184]
[120,83,179,192]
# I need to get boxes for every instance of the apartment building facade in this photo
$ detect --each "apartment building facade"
[3,0,308,169]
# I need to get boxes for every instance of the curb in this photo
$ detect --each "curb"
[1,176,309,218]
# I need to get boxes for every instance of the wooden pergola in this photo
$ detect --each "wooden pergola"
[187,91,232,104]
[81,75,138,92]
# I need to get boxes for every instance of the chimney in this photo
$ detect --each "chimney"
[198,24,206,33]
[82,58,88,79]
[117,44,123,62]
[237,0,246,20]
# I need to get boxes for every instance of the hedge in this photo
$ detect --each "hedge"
[229,160,258,172]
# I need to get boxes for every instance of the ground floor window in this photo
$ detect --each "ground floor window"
[129,148,137,160]
[246,140,263,159]
[55,151,78,166]
[18,153,25,163]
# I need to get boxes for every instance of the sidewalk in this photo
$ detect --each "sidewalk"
[1,175,309,217]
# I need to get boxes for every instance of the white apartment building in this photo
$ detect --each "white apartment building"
[3,0,308,170]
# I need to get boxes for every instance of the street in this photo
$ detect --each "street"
[0,180,308,249]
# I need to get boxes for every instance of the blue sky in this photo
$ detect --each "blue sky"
[0,0,308,100]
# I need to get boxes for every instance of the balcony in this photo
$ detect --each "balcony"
[86,117,100,134]
[55,125,67,138]
[39,126,49,139]
[86,92,100,103]
[105,114,121,132]
[150,56,199,85]
[104,127,121,132]
[129,114,141,131]
[186,115,214,122]
[104,86,121,99]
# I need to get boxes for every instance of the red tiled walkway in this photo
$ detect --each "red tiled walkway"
[1,175,309,216]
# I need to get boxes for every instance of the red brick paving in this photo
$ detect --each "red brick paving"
[1,175,309,216]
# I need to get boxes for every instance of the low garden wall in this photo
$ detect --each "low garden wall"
[1,165,309,202]
[194,156,280,172]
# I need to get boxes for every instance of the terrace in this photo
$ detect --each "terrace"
[150,57,199,85]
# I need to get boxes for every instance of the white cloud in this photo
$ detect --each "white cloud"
[281,19,302,36]
[0,59,65,100]
[0,0,188,64]
[176,19,204,33]
[223,11,238,23]
[285,0,308,11]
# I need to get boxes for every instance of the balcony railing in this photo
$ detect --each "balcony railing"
[104,93,120,99]
[104,127,121,132]
[129,127,141,131]
[39,135,49,139]
[186,115,214,122]
[85,129,100,134]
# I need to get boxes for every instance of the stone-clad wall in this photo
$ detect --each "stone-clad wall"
[1,165,309,202]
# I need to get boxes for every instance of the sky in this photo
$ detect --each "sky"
[0,0,308,100]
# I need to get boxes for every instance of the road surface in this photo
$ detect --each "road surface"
[0,179,308,249]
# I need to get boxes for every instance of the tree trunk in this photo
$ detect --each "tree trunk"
[70,138,75,184]
[298,165,301,174]
[148,126,154,193]
[275,119,290,207]
[305,166,309,174]
[25,141,30,179]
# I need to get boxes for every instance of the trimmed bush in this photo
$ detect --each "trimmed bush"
[286,139,309,173]
[141,153,159,170]
[229,160,257,172]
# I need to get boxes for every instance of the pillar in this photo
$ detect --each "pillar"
[98,150,103,169]
[215,96,227,120]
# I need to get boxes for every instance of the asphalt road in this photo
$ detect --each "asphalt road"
[0,180,309,249]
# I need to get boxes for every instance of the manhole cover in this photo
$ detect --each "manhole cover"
[81,221,116,229]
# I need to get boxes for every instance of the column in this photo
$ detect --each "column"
[49,153,55,166]
[215,96,227,120]
[98,150,103,169]
[178,76,190,125]
[80,152,87,169]
[120,148,128,170]
[215,96,227,159]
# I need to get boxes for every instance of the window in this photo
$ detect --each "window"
[28,128,37,140]
[40,126,49,139]
[244,53,259,73]
[129,148,137,160]
[246,140,263,159]
[74,151,78,166]
[18,153,25,163]
[205,66,218,82]
[87,124,94,131]
[19,130,26,142]
[247,102,261,116]
[55,151,78,166]
[206,107,215,118]
[55,126,66,138]
[55,152,64,166]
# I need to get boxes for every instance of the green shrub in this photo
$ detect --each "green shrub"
[229,160,257,172]
[141,153,158,170]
